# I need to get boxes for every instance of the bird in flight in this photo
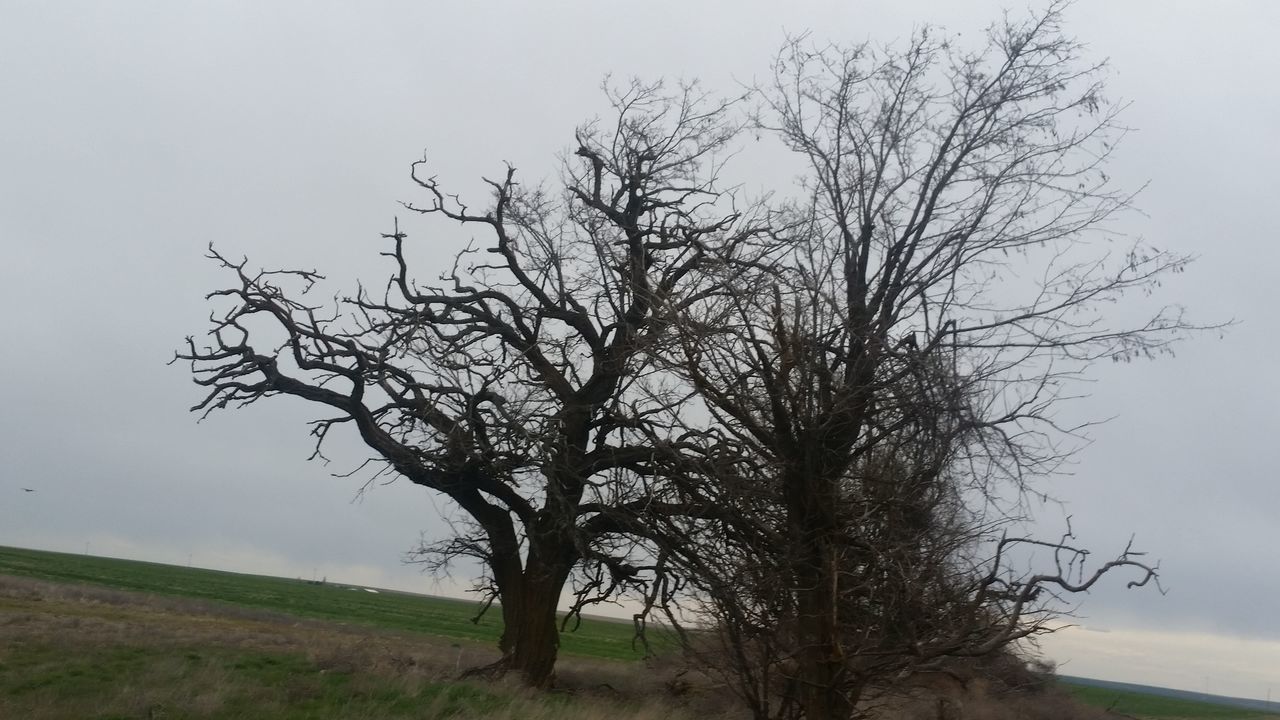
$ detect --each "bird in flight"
[21,488,35,493]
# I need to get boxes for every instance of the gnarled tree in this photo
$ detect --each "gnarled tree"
[177,81,766,688]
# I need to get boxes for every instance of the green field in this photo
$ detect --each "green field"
[1065,683,1280,719]
[3,544,1274,720]
[2,642,523,720]
[0,569,658,719]
[0,545,660,662]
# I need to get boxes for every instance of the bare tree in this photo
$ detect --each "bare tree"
[177,7,1208,706]
[176,81,768,688]
[653,5,1196,719]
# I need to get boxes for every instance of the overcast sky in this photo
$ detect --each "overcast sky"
[2,0,1277,701]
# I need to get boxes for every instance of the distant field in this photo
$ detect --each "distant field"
[1066,683,1280,719]
[0,545,662,661]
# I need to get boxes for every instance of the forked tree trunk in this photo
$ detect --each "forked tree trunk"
[487,544,572,689]
[506,576,564,687]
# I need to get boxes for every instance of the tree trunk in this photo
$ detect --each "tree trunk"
[507,576,564,688]
[787,458,857,720]
[794,553,855,720]
[487,542,571,689]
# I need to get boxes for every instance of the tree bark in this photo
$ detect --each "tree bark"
[794,559,854,720]
[486,535,572,689]
[787,450,858,720]
[506,572,566,688]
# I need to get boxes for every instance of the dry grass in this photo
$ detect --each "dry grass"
[0,574,721,720]
[0,573,1134,719]
[869,685,1123,720]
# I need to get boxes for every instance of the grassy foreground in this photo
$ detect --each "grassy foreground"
[2,545,1273,719]
[0,574,685,720]
[0,545,661,661]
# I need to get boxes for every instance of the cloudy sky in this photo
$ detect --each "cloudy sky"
[2,0,1276,700]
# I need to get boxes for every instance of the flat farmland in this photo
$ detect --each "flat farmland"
[0,545,658,662]
[3,545,1275,720]
[1062,681,1280,719]
[0,573,676,719]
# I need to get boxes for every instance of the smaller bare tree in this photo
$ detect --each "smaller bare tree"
[177,81,770,688]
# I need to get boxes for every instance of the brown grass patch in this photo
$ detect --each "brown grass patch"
[0,574,729,719]
[0,574,1130,719]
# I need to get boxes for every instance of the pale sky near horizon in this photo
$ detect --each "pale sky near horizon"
[2,0,1278,701]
